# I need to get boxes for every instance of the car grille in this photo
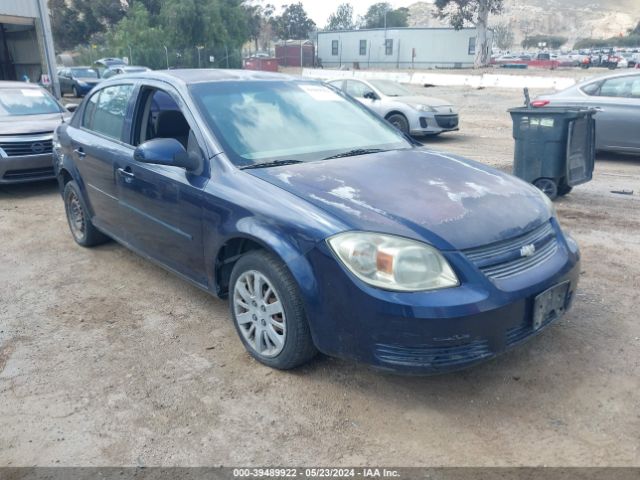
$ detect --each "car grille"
[2,166,55,181]
[462,222,558,280]
[0,138,53,157]
[374,340,492,369]
[434,114,459,129]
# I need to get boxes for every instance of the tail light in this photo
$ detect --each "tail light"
[531,100,550,107]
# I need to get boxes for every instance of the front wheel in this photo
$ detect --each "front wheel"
[72,86,80,98]
[386,113,410,135]
[229,250,317,370]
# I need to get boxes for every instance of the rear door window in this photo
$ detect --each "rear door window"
[82,84,135,141]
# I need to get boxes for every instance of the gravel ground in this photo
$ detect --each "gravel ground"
[0,83,639,467]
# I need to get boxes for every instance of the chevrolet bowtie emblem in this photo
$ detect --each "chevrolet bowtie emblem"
[520,244,536,257]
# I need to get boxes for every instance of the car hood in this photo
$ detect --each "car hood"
[0,113,69,135]
[247,149,550,251]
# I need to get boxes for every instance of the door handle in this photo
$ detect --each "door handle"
[117,167,135,183]
[73,147,86,158]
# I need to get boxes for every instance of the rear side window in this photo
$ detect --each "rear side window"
[598,76,640,98]
[82,84,134,140]
[580,81,601,96]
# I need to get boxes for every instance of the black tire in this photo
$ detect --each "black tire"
[229,250,317,370]
[63,181,109,247]
[72,86,80,98]
[533,177,558,201]
[558,181,573,196]
[386,113,410,135]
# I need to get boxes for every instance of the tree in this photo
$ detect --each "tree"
[629,21,640,36]
[48,0,84,50]
[492,22,513,50]
[434,0,504,68]
[272,3,316,40]
[106,3,167,68]
[246,3,275,50]
[326,3,354,31]
[362,3,409,29]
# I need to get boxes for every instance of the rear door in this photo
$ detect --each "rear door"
[115,83,208,285]
[66,83,137,237]
[581,74,640,152]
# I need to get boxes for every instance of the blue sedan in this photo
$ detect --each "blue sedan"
[52,70,580,374]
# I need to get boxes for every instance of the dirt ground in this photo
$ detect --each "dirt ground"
[1,82,639,467]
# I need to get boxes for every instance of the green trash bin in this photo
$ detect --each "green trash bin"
[508,106,596,200]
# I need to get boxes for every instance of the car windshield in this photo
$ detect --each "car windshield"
[71,68,98,78]
[369,80,415,97]
[190,80,411,167]
[0,87,63,116]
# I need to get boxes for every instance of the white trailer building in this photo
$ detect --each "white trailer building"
[317,27,490,69]
[0,0,59,96]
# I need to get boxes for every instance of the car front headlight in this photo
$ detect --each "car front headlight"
[327,232,459,292]
[414,104,436,112]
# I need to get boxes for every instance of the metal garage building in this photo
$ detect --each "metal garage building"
[317,27,490,69]
[0,0,58,96]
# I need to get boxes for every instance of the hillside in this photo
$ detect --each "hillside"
[408,0,640,49]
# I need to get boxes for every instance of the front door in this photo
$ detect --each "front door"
[116,86,208,285]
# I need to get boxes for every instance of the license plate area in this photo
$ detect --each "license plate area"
[533,281,570,330]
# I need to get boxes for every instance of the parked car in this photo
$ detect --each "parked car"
[534,71,640,154]
[101,65,151,79]
[92,57,126,77]
[327,78,459,136]
[58,66,101,97]
[53,70,580,374]
[0,81,74,184]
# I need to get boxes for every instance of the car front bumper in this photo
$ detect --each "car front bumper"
[410,113,459,136]
[0,134,56,184]
[303,224,580,374]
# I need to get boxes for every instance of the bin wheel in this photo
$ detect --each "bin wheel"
[534,178,558,200]
[558,182,573,196]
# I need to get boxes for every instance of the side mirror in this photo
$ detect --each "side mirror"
[363,91,378,100]
[65,103,79,112]
[134,138,201,172]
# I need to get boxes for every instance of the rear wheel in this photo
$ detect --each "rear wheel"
[386,113,410,135]
[533,177,558,200]
[558,181,573,196]
[229,250,317,370]
[63,181,109,247]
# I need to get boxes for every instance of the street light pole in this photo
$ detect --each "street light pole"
[163,45,169,69]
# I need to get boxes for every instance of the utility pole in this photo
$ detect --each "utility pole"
[36,0,60,98]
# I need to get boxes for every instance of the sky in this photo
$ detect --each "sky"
[269,0,426,28]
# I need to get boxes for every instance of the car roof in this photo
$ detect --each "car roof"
[0,81,42,89]
[580,70,640,85]
[106,68,299,86]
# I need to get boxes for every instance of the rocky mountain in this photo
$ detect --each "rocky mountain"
[408,1,640,49]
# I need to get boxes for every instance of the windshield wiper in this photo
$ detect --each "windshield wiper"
[240,159,303,170]
[323,148,388,160]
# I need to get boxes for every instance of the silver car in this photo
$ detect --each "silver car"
[535,71,640,154]
[0,82,73,184]
[327,78,459,136]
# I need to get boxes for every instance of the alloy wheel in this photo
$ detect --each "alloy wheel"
[233,270,286,358]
